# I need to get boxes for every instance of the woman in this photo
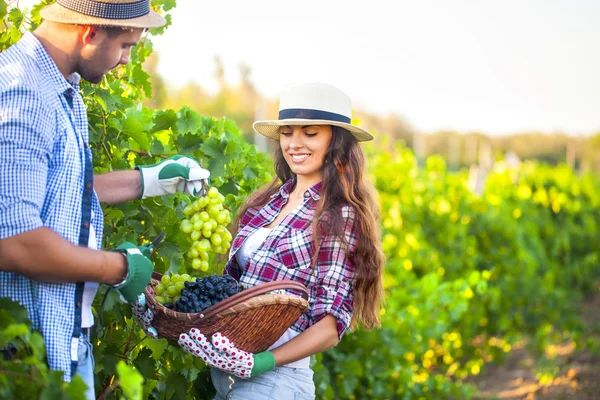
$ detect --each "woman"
[178,82,385,399]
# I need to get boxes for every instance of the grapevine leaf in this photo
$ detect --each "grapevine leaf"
[64,375,88,400]
[133,348,157,380]
[150,139,165,155]
[8,8,24,28]
[38,371,67,400]
[175,133,205,154]
[152,109,177,132]
[104,208,125,225]
[242,166,257,181]
[218,180,239,196]
[127,219,145,233]
[162,0,177,11]
[208,154,227,178]
[224,119,240,135]
[168,255,183,274]
[130,64,152,98]
[175,107,203,135]
[165,371,188,400]
[116,361,144,400]
[200,136,226,158]
[0,2,7,19]
[0,298,30,327]
[142,339,169,362]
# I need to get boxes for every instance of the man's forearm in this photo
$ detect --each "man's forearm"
[0,227,127,285]
[94,170,142,205]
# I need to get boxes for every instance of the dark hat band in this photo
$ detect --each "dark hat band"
[56,0,150,19]
[278,108,351,124]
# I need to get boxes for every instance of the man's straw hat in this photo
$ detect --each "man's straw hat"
[253,82,374,142]
[40,0,166,29]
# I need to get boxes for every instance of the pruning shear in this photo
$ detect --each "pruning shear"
[139,231,166,258]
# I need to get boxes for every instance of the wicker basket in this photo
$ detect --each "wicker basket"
[144,272,309,353]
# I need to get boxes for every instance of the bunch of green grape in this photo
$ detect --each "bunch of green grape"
[154,273,193,305]
[179,186,233,271]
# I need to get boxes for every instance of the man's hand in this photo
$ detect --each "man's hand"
[138,155,210,199]
[178,330,276,379]
[112,242,154,303]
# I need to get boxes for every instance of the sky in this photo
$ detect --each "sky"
[19,0,600,136]
[148,0,600,136]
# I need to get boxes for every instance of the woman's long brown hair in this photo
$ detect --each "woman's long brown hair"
[235,126,385,330]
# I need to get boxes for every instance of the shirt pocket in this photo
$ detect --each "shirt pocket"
[279,228,314,270]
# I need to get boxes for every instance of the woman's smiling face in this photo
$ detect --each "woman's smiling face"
[279,125,333,183]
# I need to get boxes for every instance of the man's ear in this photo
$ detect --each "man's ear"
[81,25,101,45]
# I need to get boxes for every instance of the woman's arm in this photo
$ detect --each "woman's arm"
[94,170,142,205]
[270,314,340,366]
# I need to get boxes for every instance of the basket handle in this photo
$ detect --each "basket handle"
[199,280,309,319]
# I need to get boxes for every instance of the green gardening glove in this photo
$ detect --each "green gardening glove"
[138,155,210,199]
[112,242,154,303]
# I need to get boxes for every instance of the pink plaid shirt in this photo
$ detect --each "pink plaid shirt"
[224,178,357,338]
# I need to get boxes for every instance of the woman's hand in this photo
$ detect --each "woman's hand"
[178,329,275,379]
[131,294,159,338]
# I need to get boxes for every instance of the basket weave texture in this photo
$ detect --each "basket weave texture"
[144,272,309,353]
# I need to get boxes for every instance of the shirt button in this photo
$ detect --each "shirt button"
[76,301,81,308]
[304,192,310,198]
[86,183,92,190]
[84,143,89,148]
[82,222,90,229]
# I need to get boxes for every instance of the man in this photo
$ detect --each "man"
[0,1,209,397]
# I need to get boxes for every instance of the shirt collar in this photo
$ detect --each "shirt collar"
[20,31,81,95]
[274,177,322,201]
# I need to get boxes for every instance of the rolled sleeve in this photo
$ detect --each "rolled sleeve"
[0,87,52,239]
[312,205,357,338]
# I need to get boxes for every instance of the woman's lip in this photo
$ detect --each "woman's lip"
[290,153,311,163]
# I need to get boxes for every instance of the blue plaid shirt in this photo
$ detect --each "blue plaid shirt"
[0,32,104,380]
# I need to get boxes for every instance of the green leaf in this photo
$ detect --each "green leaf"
[133,348,157,380]
[175,107,203,135]
[150,139,165,155]
[208,154,227,178]
[200,136,227,158]
[116,361,144,400]
[0,298,31,327]
[39,371,68,400]
[104,208,125,225]
[65,375,88,400]
[224,119,240,135]
[115,202,141,219]
[242,166,257,181]
[127,219,146,233]
[8,8,24,28]
[130,64,152,98]
[152,109,178,132]
[165,371,188,400]
[162,0,177,11]
[122,108,153,149]
[0,1,8,19]
[142,339,169,362]
[175,133,205,154]
[218,180,239,196]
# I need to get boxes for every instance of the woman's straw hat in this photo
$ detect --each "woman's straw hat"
[253,82,374,142]
[40,0,166,29]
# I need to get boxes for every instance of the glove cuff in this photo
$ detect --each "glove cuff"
[251,351,276,377]
[113,248,153,303]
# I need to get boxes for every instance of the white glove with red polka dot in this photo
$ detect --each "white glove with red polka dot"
[178,329,275,379]
[131,294,159,339]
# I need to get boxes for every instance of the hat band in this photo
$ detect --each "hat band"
[56,0,150,20]
[278,108,351,124]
